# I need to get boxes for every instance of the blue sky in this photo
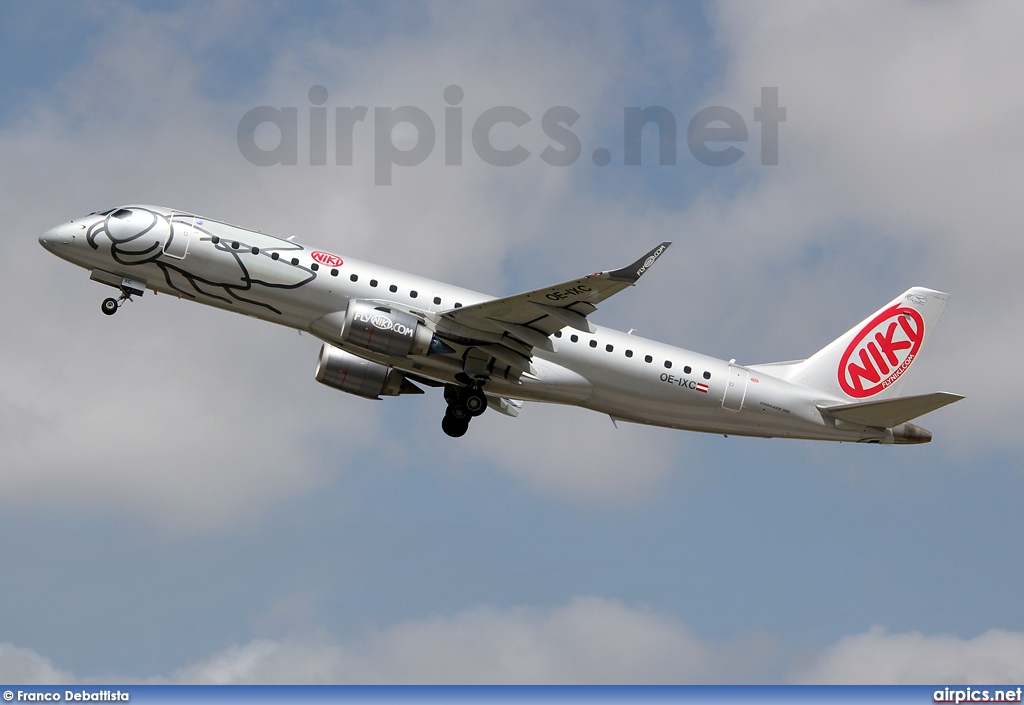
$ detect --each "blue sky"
[2,0,1023,683]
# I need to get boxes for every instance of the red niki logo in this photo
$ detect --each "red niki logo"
[838,305,925,398]
[311,251,343,267]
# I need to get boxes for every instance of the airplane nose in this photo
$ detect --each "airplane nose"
[39,222,75,252]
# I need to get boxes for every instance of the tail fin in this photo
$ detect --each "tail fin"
[774,287,949,400]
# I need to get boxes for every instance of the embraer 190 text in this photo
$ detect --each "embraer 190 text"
[40,206,963,442]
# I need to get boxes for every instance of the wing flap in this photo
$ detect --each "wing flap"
[435,242,670,381]
[528,302,594,333]
[487,395,523,417]
[486,318,556,352]
[819,392,964,428]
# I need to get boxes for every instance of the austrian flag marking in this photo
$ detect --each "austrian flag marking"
[838,305,925,398]
[311,251,343,267]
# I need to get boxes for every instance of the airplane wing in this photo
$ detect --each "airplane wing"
[434,242,671,379]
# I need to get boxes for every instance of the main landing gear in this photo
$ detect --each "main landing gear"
[441,383,488,437]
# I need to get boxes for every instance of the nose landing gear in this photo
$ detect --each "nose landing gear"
[94,275,145,316]
[100,288,136,316]
[441,383,488,437]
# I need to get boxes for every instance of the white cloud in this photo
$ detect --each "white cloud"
[4,0,1018,531]
[0,644,74,683]
[7,601,1023,684]
[2,1,1021,692]
[0,303,384,531]
[702,0,1024,443]
[0,1,725,529]
[797,626,1024,684]
[169,596,752,684]
[458,402,684,505]
[12,598,729,684]
[0,4,666,529]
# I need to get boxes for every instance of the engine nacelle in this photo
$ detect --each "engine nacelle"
[315,344,420,399]
[340,300,434,358]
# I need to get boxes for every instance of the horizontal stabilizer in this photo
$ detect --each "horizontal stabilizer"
[819,392,964,428]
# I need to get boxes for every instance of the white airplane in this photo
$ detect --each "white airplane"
[39,205,962,442]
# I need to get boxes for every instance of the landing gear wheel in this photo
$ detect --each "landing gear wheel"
[101,298,119,316]
[441,413,470,438]
[464,388,487,417]
[441,382,485,435]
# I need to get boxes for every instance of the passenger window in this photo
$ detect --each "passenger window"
[311,263,319,271]
[433,296,442,305]
[644,355,652,363]
[589,340,597,348]
[350,274,358,282]
[684,366,691,374]
[370,279,378,287]
[605,344,613,352]
[389,284,397,293]
[331,269,338,276]
[454,303,463,308]
[554,331,562,338]
[570,334,579,343]
[251,247,259,255]
[625,350,633,358]
[271,252,279,260]
[664,361,672,369]
[231,242,239,249]
[291,257,299,265]
[410,290,418,298]
[703,371,711,380]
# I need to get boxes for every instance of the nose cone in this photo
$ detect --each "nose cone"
[39,222,78,254]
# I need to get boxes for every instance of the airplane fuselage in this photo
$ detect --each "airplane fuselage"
[39,205,949,444]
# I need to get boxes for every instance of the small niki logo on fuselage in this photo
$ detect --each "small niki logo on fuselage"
[311,251,343,267]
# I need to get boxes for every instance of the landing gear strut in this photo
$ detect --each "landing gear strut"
[100,286,138,316]
[441,383,488,437]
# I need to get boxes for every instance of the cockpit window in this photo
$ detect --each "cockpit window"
[110,208,134,220]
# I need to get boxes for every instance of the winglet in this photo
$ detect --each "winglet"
[606,242,672,283]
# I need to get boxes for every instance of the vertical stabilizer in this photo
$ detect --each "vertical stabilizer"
[784,287,948,400]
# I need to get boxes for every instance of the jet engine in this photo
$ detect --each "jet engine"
[338,300,434,357]
[315,344,423,399]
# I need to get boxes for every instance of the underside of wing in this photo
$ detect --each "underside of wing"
[434,242,671,380]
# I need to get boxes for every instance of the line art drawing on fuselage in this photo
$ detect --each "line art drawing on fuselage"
[40,205,963,441]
